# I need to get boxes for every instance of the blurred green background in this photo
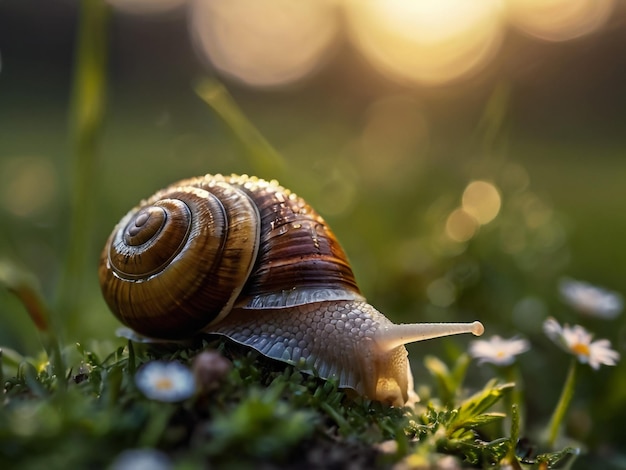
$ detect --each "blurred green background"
[1,0,626,458]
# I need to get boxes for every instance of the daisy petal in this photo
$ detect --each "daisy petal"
[559,277,623,319]
[543,317,562,341]
[469,335,530,366]
[135,360,196,402]
[543,318,620,369]
[110,449,171,470]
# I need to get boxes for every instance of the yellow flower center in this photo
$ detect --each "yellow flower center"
[571,342,590,357]
[495,351,506,358]
[154,378,174,390]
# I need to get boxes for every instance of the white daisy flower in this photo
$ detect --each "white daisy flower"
[543,317,620,369]
[135,360,196,402]
[110,449,171,470]
[469,335,530,366]
[559,277,623,319]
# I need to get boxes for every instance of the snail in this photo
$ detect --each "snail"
[99,174,484,406]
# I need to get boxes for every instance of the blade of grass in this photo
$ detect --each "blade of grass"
[194,78,286,179]
[475,82,510,156]
[0,349,4,401]
[57,0,110,335]
[546,359,578,448]
[0,261,66,389]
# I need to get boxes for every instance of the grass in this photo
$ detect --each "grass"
[0,321,579,469]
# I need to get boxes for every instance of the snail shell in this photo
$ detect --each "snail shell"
[99,174,484,405]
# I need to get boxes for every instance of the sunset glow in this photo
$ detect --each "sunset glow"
[189,0,339,87]
[344,0,506,85]
[507,0,615,41]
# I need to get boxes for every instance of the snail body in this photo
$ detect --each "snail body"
[99,174,484,406]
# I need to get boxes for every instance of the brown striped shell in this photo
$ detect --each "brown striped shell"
[99,173,484,405]
[99,174,363,339]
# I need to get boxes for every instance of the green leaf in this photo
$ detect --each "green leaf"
[424,354,472,407]
[424,355,455,405]
[1,347,25,368]
[440,437,511,466]
[449,380,513,433]
[459,412,506,430]
[535,447,581,469]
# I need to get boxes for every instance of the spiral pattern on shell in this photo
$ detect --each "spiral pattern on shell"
[99,174,362,339]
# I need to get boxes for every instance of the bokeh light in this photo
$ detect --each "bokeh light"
[444,181,501,243]
[507,0,615,42]
[462,180,501,225]
[344,0,505,85]
[106,0,188,15]
[107,0,619,89]
[189,0,340,88]
[445,208,478,243]
[0,157,58,218]
[427,278,457,307]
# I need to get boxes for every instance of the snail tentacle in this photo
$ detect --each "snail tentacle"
[373,320,485,352]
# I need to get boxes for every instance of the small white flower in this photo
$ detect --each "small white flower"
[469,335,530,366]
[543,317,620,369]
[135,360,196,402]
[559,277,623,319]
[109,449,171,470]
